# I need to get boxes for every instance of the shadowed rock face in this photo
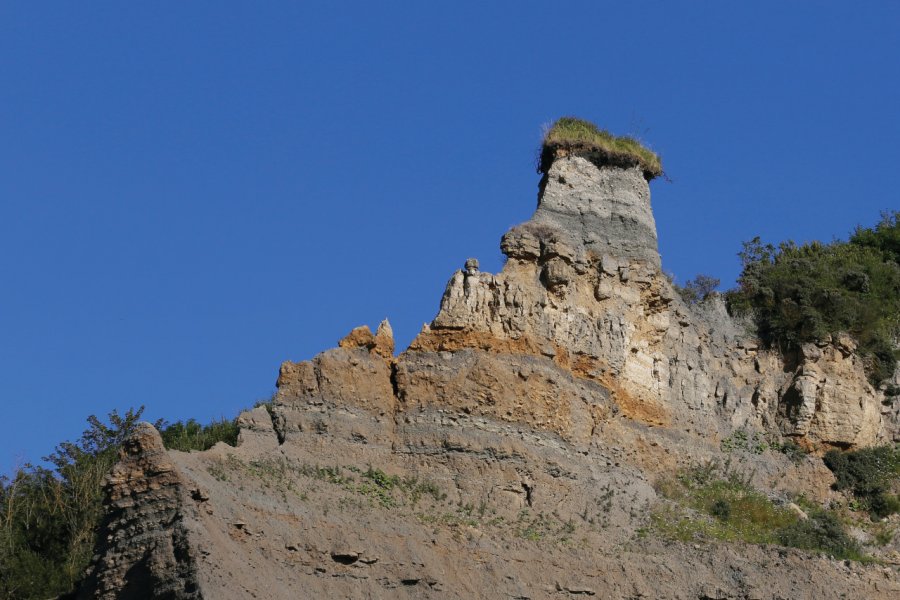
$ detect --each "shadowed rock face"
[77,424,201,600]
[79,152,900,599]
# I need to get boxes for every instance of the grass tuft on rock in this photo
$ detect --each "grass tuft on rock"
[540,117,662,180]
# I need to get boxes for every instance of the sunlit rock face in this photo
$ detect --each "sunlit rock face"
[416,152,894,450]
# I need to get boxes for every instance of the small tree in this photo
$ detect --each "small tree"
[676,274,721,305]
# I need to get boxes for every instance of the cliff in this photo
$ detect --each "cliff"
[76,123,900,599]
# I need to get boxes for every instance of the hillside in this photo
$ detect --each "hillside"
[62,120,900,598]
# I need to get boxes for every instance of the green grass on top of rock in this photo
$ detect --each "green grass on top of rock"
[540,117,662,180]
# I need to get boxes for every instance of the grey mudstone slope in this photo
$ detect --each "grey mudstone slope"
[78,150,900,599]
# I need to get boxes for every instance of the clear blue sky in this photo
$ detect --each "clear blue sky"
[2,2,898,471]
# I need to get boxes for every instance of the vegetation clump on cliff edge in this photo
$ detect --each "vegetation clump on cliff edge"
[726,211,900,383]
[157,417,239,452]
[540,117,663,180]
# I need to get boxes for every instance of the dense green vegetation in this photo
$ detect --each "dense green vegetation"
[540,117,662,180]
[726,212,900,382]
[158,417,239,452]
[851,211,900,264]
[0,408,244,599]
[824,445,900,520]
[0,408,145,600]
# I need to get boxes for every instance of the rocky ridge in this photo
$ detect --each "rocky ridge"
[78,142,900,599]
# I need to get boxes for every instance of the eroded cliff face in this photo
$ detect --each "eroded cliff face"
[398,154,895,452]
[269,155,895,455]
[79,151,900,599]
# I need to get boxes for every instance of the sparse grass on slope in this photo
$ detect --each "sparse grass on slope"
[652,461,866,561]
[540,117,662,180]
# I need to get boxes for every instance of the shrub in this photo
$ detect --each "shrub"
[540,117,662,180]
[851,211,900,264]
[720,428,768,454]
[776,509,862,560]
[823,445,900,519]
[727,215,900,383]
[710,498,731,520]
[869,492,900,520]
[778,440,807,464]
[675,274,721,305]
[158,417,239,452]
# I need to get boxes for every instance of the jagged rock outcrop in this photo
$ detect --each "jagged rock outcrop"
[77,424,200,599]
[411,153,895,450]
[78,137,900,599]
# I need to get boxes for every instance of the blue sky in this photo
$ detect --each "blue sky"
[2,2,898,470]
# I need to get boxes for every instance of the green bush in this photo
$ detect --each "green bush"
[710,498,731,520]
[776,509,862,560]
[778,440,807,464]
[851,211,900,264]
[727,212,900,382]
[158,417,239,452]
[0,406,249,598]
[540,117,662,180]
[869,492,900,520]
[823,445,900,519]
